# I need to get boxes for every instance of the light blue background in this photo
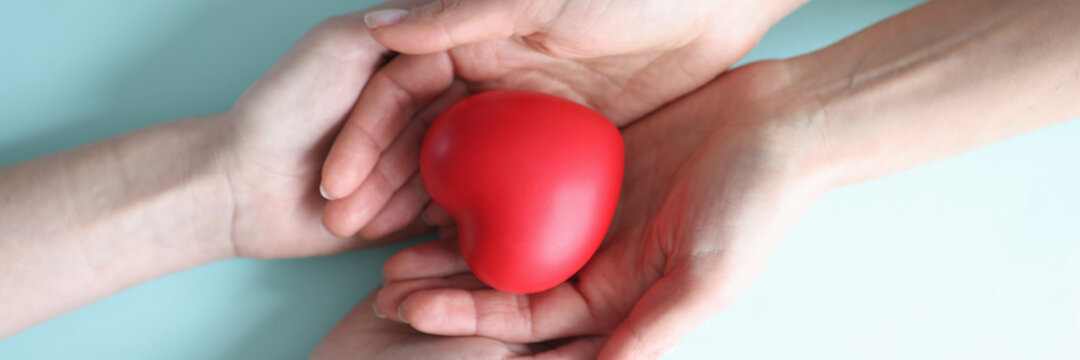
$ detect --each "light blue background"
[1,0,1077,359]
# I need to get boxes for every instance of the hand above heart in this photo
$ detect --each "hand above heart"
[316,0,807,239]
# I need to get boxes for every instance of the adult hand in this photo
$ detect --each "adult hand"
[371,0,1080,356]
[0,4,441,335]
[218,4,462,258]
[317,0,809,237]
[311,291,606,359]
[371,61,832,358]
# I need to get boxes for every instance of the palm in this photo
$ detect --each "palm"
[374,62,822,357]
[369,0,788,123]
[312,294,520,359]
[440,21,755,125]
[408,0,781,124]
[317,0,801,240]
[220,12,428,259]
[313,293,607,359]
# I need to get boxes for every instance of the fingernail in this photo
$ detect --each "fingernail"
[364,9,410,29]
[321,222,337,238]
[373,302,387,319]
[397,306,409,324]
[420,211,433,226]
[319,184,335,200]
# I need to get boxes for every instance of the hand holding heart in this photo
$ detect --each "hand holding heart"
[369,62,831,358]
[316,0,806,239]
[316,0,815,357]
[419,90,624,294]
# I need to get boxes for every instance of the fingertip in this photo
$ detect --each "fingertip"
[377,277,453,323]
[366,0,554,55]
[372,299,387,319]
[399,288,477,336]
[382,240,467,283]
[357,174,431,240]
[374,283,404,323]
[318,183,334,201]
[396,301,409,324]
[320,220,337,239]
[322,123,387,202]
[319,155,359,201]
[321,200,364,238]
[363,9,410,29]
[423,203,455,226]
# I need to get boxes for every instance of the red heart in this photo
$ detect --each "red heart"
[420,90,625,294]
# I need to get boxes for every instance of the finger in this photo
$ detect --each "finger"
[313,289,524,360]
[396,280,604,343]
[422,202,455,227]
[358,173,430,239]
[363,0,567,54]
[320,52,453,201]
[333,81,469,237]
[380,240,609,342]
[364,208,436,245]
[321,79,466,238]
[382,236,469,283]
[526,336,606,360]
[238,12,388,134]
[597,268,732,360]
[375,273,489,322]
[322,115,425,237]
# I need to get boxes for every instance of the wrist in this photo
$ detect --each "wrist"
[766,0,1080,191]
[180,115,240,262]
[764,0,810,25]
[0,114,237,335]
[720,59,845,195]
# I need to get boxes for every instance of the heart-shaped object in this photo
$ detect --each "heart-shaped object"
[420,90,624,294]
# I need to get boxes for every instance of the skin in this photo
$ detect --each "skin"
[311,291,608,359]
[4,0,1078,357]
[374,0,1080,358]
[0,4,443,338]
[317,0,809,238]
[1,0,806,352]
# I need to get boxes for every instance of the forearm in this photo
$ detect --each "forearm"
[786,0,1080,187]
[0,116,234,337]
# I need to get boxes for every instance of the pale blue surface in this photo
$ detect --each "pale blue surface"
[2,0,1078,359]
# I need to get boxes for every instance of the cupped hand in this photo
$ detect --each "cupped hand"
[318,0,808,237]
[213,3,445,259]
[311,291,606,359]
[372,61,834,358]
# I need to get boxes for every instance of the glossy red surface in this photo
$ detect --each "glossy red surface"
[420,90,625,294]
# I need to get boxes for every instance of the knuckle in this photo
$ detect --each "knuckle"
[304,15,374,60]
[520,36,587,59]
[428,0,463,17]
[311,15,347,38]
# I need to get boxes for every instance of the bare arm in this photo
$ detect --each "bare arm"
[787,0,1080,187]
[0,118,233,336]
[0,8,409,338]
[369,0,1080,357]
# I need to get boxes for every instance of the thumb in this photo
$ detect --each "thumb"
[598,268,737,360]
[362,0,566,54]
